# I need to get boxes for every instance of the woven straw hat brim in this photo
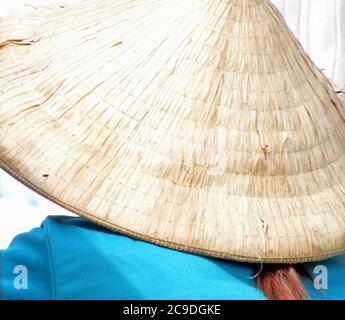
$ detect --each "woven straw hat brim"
[1,0,345,263]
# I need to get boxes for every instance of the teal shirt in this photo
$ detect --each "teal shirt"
[1,216,344,300]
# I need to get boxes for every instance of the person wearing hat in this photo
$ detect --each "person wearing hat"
[1,0,345,300]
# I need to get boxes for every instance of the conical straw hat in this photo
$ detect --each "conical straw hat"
[1,0,345,263]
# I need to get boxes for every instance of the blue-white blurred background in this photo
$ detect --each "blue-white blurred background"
[0,0,345,249]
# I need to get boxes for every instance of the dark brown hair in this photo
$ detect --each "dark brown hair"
[255,264,310,300]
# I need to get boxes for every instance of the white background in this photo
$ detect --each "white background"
[0,0,344,248]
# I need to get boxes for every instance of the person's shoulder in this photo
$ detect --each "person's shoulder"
[40,217,264,300]
[41,215,137,253]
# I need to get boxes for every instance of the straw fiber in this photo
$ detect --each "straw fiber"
[1,0,345,263]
